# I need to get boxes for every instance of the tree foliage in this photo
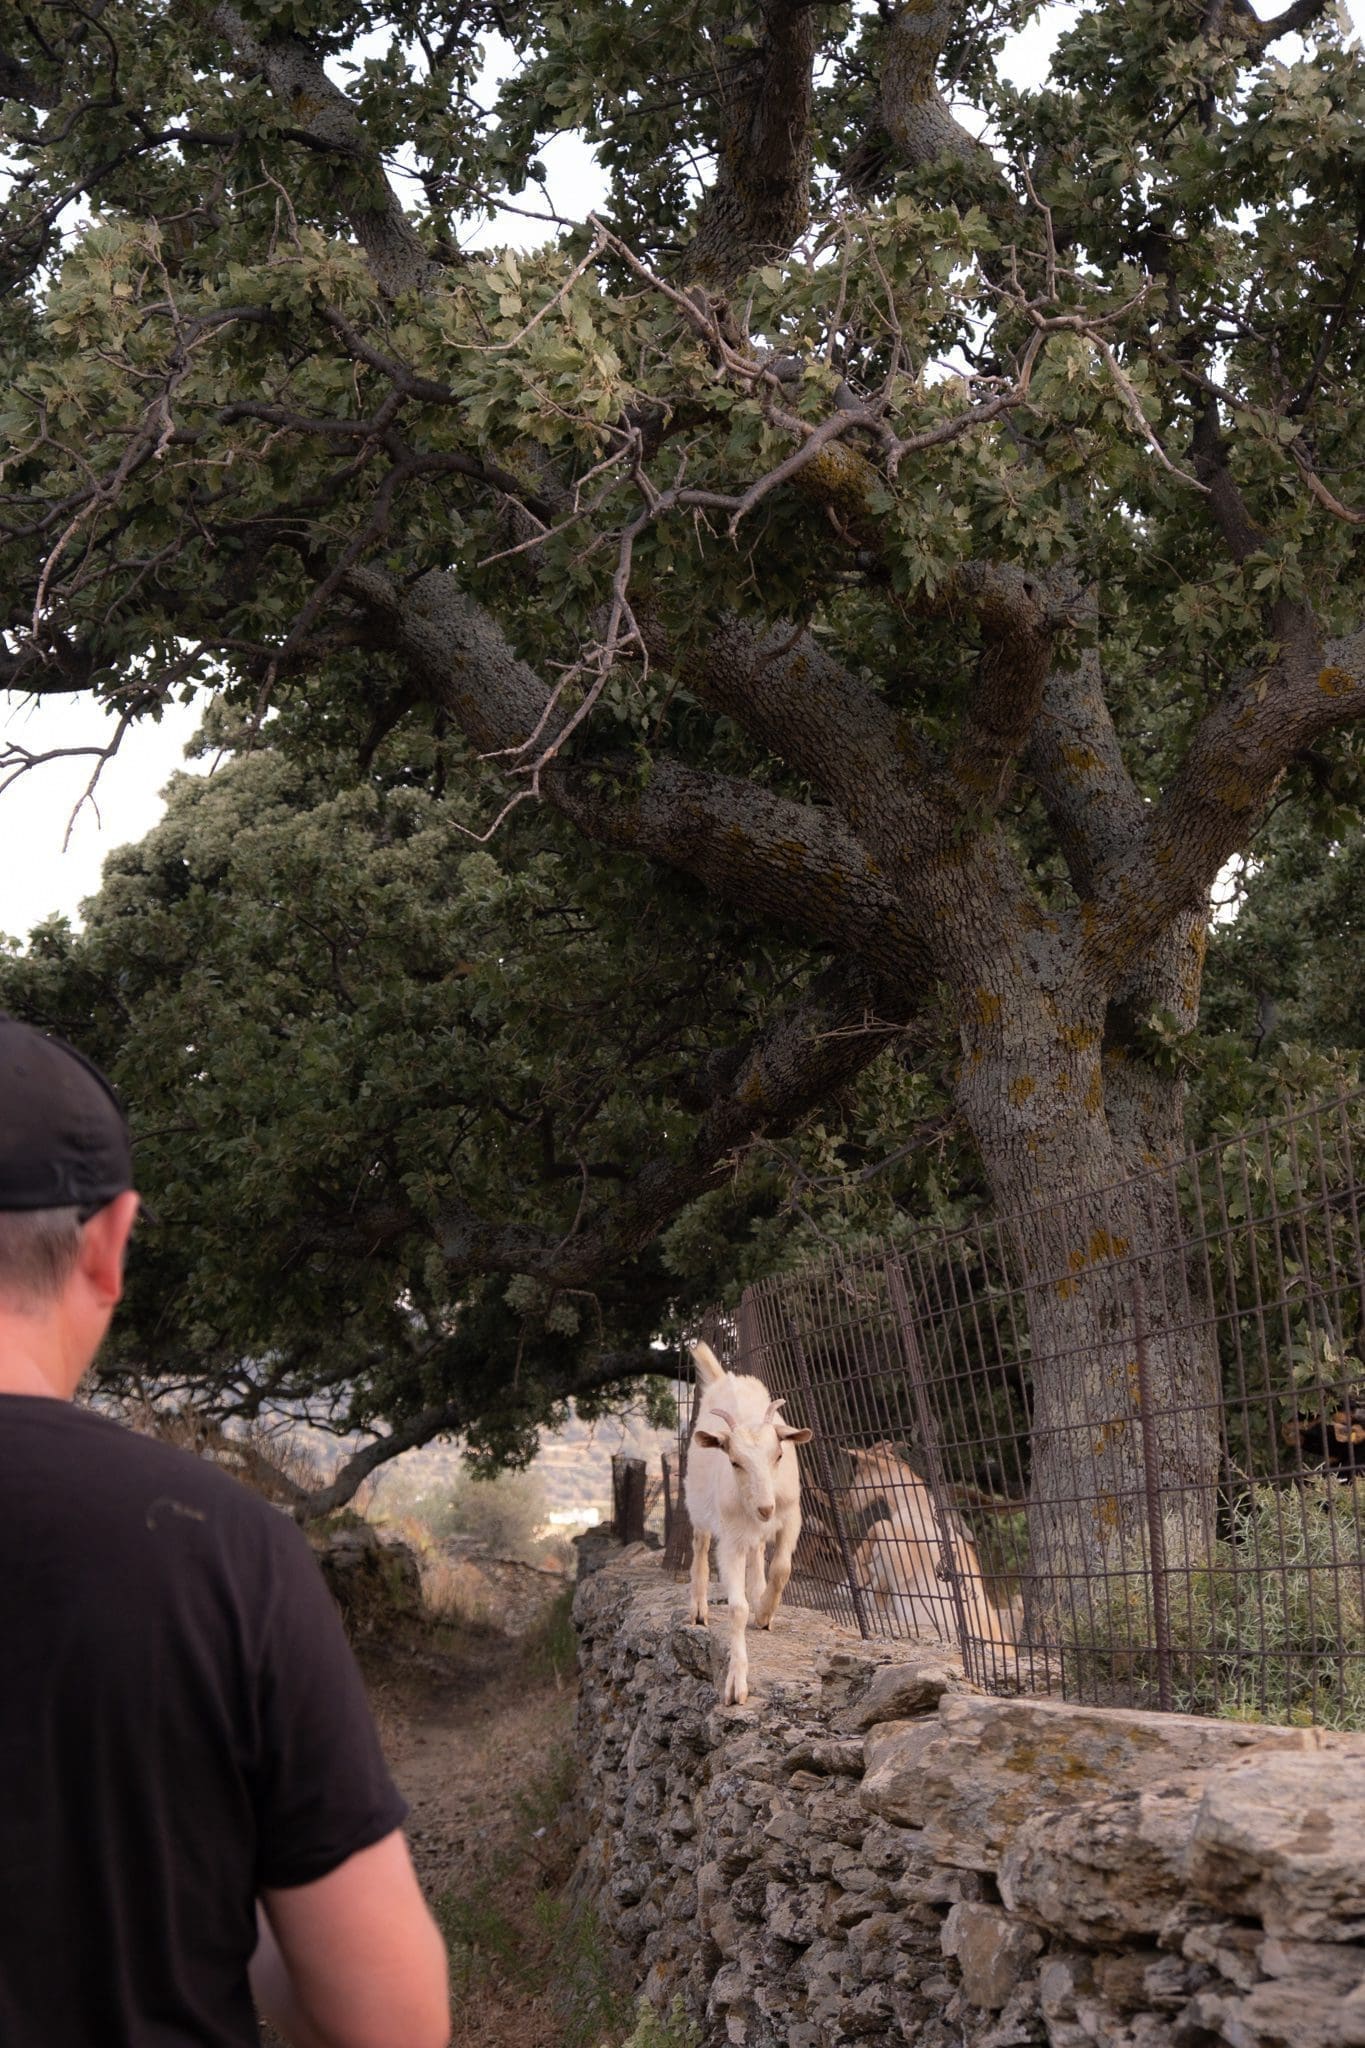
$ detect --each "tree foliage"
[2,0,1363,1504]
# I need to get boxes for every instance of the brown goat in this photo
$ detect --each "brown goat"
[847,1443,1018,1649]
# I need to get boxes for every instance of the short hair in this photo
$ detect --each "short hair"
[0,1207,84,1307]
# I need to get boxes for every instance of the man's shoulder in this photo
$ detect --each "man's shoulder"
[3,1395,300,1551]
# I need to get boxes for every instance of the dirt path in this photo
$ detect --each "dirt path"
[360,1608,621,2048]
[368,1626,575,1901]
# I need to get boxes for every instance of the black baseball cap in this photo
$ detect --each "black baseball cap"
[0,1016,134,1219]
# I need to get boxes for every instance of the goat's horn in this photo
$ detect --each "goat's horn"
[706,1405,736,1431]
[764,1397,787,1423]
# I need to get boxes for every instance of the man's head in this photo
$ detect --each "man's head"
[0,1018,139,1394]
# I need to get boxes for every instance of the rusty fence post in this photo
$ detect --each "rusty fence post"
[1130,1272,1174,1713]
[884,1255,982,1682]
[664,1375,702,1576]
[783,1308,871,1638]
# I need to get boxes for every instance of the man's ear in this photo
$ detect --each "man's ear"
[693,1427,731,1452]
[79,1192,140,1307]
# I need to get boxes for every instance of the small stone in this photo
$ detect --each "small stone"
[1038,1952,1092,2022]
[1094,1951,1161,2012]
[940,1902,1045,2012]
[836,1660,959,1733]
[766,1883,820,1948]
[858,1718,941,1825]
[782,1736,867,1777]
[1177,1916,1263,1990]
[1258,1935,1365,1995]
[1185,1979,1365,2048]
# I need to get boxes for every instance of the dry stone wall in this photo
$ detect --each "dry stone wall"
[572,1551,1365,2048]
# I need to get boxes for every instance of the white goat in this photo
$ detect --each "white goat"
[848,1443,1018,1650]
[683,1340,812,1705]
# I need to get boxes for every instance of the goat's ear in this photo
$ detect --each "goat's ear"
[777,1423,813,1445]
[690,1340,726,1386]
[693,1426,730,1451]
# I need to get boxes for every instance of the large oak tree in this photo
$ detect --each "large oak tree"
[2,0,1363,1544]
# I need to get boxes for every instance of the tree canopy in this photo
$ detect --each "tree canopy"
[2,0,1363,1503]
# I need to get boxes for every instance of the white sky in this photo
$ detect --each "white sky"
[2,0,1360,943]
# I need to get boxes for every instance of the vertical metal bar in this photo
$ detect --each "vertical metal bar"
[884,1255,980,1680]
[785,1308,871,1637]
[664,1348,704,1577]
[736,1288,760,1375]
[1130,1271,1174,1713]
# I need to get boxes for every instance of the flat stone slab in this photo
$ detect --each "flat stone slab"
[862,1693,1319,1869]
[999,1778,1206,1943]
[1186,1752,1365,1942]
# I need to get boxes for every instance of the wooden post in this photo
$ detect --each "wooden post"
[612,1454,647,1544]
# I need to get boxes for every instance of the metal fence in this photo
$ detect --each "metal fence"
[676,1085,1365,1727]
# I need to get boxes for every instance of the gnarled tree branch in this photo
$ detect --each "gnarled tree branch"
[201,1,433,295]
[1085,620,1365,974]
[687,0,819,288]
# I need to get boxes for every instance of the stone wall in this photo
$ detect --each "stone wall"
[572,1551,1365,2048]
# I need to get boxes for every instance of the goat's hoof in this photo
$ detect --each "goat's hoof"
[724,1677,749,1706]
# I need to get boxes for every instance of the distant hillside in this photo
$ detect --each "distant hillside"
[294,1388,687,1526]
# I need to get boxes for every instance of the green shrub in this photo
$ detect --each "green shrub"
[604,1996,702,2048]
[1065,1479,1365,1727]
[373,1461,549,1560]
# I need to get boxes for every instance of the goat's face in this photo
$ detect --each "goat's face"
[694,1400,812,1524]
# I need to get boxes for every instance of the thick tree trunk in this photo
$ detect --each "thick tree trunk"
[956,996,1221,1667]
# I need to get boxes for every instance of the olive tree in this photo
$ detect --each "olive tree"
[2,0,1363,1555]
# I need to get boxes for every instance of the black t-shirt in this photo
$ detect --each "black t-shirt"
[0,1395,409,2047]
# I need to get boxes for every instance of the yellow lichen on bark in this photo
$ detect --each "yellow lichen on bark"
[1319,666,1355,695]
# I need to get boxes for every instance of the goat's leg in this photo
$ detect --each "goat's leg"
[718,1540,751,1705]
[688,1528,712,1626]
[745,1540,766,1616]
[755,1505,800,1630]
